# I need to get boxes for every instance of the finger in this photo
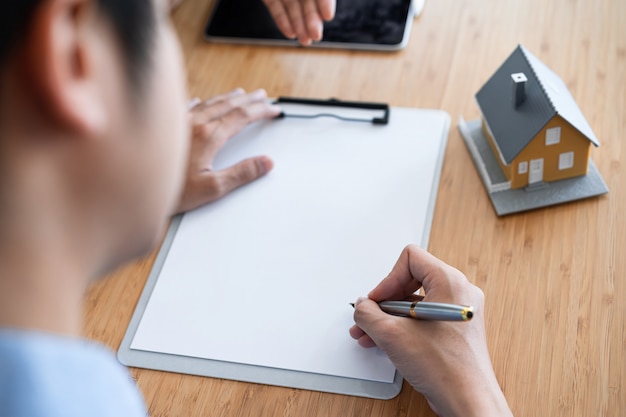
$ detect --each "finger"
[317,0,335,20]
[211,156,274,199]
[191,98,280,170]
[302,0,324,41]
[190,91,279,157]
[178,156,274,213]
[369,245,473,306]
[188,97,202,110]
[210,99,281,146]
[190,89,248,123]
[282,0,311,45]
[352,297,400,349]
[263,0,296,39]
[201,89,276,125]
[367,245,427,302]
[200,88,245,108]
[348,325,377,348]
[348,324,366,339]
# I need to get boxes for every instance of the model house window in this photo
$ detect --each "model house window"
[518,161,528,174]
[546,127,561,145]
[559,151,574,170]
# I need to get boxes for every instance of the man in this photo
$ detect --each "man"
[0,1,512,416]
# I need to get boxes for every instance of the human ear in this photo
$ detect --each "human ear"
[18,0,107,137]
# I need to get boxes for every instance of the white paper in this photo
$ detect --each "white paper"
[130,107,448,384]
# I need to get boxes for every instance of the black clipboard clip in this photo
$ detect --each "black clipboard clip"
[274,97,390,125]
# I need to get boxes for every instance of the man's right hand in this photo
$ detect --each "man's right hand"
[350,245,513,417]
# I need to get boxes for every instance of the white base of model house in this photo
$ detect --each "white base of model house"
[458,117,609,216]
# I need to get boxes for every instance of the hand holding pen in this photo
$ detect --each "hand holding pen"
[349,245,513,417]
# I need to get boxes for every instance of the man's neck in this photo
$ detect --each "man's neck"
[0,240,87,336]
[0,168,92,337]
[0,234,87,336]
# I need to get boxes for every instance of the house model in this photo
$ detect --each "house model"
[476,44,599,189]
[459,44,608,215]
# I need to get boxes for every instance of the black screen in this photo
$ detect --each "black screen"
[205,0,412,46]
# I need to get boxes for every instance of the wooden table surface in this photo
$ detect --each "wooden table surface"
[84,0,626,416]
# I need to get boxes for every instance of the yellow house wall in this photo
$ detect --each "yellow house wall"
[510,115,591,189]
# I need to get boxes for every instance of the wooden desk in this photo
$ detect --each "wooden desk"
[84,0,626,416]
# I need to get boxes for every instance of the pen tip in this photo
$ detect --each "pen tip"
[349,303,355,308]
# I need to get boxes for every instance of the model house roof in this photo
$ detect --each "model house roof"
[475,45,599,164]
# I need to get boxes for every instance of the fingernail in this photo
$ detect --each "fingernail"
[252,89,267,99]
[256,156,274,175]
[269,104,282,114]
[188,97,201,109]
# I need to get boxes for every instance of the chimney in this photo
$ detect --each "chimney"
[511,72,527,108]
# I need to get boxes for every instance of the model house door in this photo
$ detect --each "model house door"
[529,158,544,184]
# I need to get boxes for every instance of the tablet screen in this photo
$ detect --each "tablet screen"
[204,0,414,50]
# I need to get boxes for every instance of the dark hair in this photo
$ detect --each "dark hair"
[0,0,155,90]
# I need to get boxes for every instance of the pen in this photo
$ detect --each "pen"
[350,300,474,321]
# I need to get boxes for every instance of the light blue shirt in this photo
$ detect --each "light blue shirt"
[0,330,148,417]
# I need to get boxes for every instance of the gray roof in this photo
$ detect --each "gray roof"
[476,45,599,164]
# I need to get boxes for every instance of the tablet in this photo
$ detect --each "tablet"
[204,0,415,51]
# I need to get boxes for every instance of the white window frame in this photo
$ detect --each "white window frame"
[546,127,561,146]
[559,151,574,170]
[518,161,528,174]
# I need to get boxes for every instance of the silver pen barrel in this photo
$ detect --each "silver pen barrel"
[378,301,473,321]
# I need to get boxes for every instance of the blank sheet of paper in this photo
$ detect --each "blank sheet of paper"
[123,106,449,397]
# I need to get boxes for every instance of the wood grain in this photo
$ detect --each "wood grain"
[84,0,626,416]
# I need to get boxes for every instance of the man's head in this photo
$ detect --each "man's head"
[1,1,155,91]
[0,0,189,277]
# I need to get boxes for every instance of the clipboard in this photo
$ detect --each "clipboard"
[118,99,450,399]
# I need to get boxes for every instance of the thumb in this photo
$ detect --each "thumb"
[214,156,274,197]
